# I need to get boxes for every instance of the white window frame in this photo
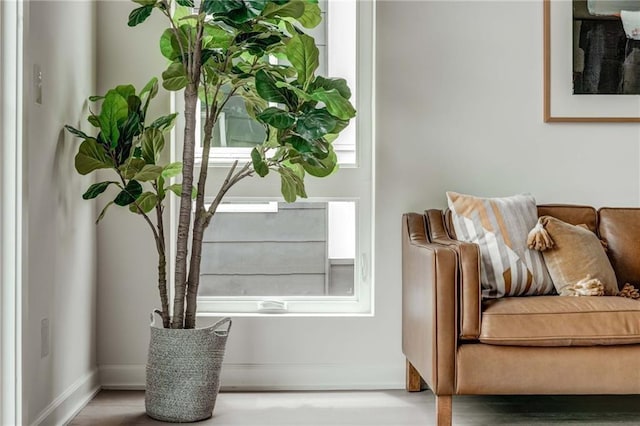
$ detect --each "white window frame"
[1,0,24,423]
[170,0,375,316]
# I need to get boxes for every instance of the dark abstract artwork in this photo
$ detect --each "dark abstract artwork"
[573,0,640,94]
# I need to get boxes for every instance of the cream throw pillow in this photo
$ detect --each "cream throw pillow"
[527,215,618,296]
[447,192,554,298]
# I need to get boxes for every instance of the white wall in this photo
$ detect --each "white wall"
[377,1,640,211]
[93,0,175,385]
[96,0,640,390]
[23,1,99,424]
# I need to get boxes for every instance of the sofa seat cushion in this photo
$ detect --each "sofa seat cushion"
[480,296,640,346]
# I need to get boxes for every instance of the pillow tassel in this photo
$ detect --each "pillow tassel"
[527,217,554,251]
[560,275,605,296]
[619,283,640,300]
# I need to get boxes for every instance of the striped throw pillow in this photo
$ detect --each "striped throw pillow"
[447,192,554,298]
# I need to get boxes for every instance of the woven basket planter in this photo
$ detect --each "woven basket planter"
[145,316,232,422]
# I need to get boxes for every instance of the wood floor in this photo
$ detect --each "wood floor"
[69,390,640,425]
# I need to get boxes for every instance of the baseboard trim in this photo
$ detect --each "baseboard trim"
[100,363,404,391]
[30,368,100,426]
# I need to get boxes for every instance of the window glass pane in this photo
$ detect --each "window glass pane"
[199,201,355,297]
[201,96,266,149]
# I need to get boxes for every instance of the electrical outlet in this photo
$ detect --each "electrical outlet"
[41,318,49,358]
[34,64,42,105]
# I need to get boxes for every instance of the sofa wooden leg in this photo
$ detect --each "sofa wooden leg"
[405,359,422,392]
[436,395,452,426]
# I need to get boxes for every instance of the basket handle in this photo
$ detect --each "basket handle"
[211,317,232,335]
[149,309,164,327]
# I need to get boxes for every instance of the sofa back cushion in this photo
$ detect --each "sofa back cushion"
[598,208,640,290]
[537,205,597,232]
[445,204,598,238]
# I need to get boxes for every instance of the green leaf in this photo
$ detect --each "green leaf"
[129,192,158,214]
[265,126,280,148]
[141,128,165,164]
[133,164,163,182]
[284,135,312,153]
[157,175,166,199]
[120,158,146,179]
[114,180,143,206]
[160,28,182,61]
[128,5,154,27]
[88,115,100,127]
[251,147,269,177]
[257,107,296,129]
[302,149,337,177]
[140,77,159,119]
[74,139,112,175]
[284,160,305,179]
[167,183,197,199]
[203,23,235,49]
[309,88,356,120]
[296,1,322,28]
[133,0,157,5]
[126,94,142,114]
[296,108,336,140]
[203,0,266,23]
[82,181,117,200]
[286,34,318,87]
[89,95,104,102]
[64,125,90,140]
[149,113,178,132]
[113,85,136,101]
[162,63,189,91]
[262,0,304,19]
[311,76,351,100]
[96,201,114,223]
[203,0,243,14]
[280,173,296,202]
[176,0,194,6]
[255,69,291,105]
[98,91,129,148]
[161,162,182,178]
[140,77,159,98]
[278,166,306,202]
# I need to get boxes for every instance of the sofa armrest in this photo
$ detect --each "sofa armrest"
[425,210,482,340]
[402,213,457,395]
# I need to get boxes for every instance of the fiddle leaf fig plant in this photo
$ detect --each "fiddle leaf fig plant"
[84,0,357,329]
[66,78,185,328]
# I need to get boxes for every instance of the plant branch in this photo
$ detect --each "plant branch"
[153,182,170,328]
[116,174,161,244]
[204,160,252,224]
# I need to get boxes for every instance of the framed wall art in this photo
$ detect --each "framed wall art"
[544,0,640,122]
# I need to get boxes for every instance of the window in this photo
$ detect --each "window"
[196,0,357,165]
[172,0,374,315]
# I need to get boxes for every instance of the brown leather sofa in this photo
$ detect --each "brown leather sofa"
[402,205,640,426]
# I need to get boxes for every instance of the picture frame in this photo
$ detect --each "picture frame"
[544,0,640,122]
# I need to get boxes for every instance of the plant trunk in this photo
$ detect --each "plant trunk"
[156,204,170,328]
[173,23,204,329]
[184,215,205,329]
[184,114,216,329]
[172,83,198,328]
